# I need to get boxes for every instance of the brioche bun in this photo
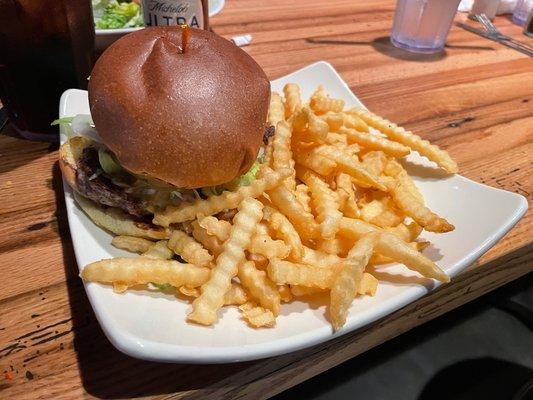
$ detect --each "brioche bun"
[88,27,270,188]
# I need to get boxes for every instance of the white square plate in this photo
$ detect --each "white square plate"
[60,61,527,364]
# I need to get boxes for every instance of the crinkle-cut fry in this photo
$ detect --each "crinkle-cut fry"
[343,112,369,132]
[316,146,386,191]
[255,222,271,236]
[294,184,312,213]
[268,259,336,289]
[384,159,424,203]
[143,240,173,259]
[268,92,285,125]
[368,241,424,265]
[198,215,231,242]
[316,237,353,257]
[263,206,304,261]
[283,83,302,118]
[290,285,325,297]
[298,168,342,240]
[338,217,449,282]
[247,252,269,270]
[307,108,329,142]
[238,260,281,315]
[387,179,454,233]
[264,137,274,167]
[339,127,410,157]
[75,193,170,240]
[273,121,297,190]
[154,166,289,226]
[249,234,291,259]
[191,221,224,257]
[224,282,249,305]
[310,86,345,114]
[278,284,293,302]
[289,107,308,133]
[349,108,458,173]
[368,253,394,266]
[416,240,430,251]
[179,286,200,298]
[361,151,388,177]
[298,246,343,267]
[112,236,154,254]
[320,112,344,132]
[264,179,319,241]
[336,173,360,218]
[168,230,213,267]
[358,272,378,296]
[188,198,263,325]
[113,283,129,293]
[384,221,423,242]
[330,232,380,330]
[326,132,348,145]
[81,258,210,288]
[360,198,404,228]
[293,143,337,176]
[239,302,276,328]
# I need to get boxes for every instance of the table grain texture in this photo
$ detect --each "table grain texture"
[1,1,532,398]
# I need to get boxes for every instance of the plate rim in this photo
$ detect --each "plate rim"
[60,61,528,364]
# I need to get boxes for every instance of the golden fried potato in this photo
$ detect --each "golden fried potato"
[239,302,276,328]
[330,232,379,330]
[168,230,213,267]
[267,259,336,289]
[283,83,302,118]
[154,166,289,226]
[268,92,285,125]
[112,236,154,254]
[338,217,449,282]
[188,198,264,325]
[81,258,210,288]
[239,260,281,315]
[349,107,458,173]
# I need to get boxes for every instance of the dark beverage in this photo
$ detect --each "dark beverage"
[0,0,95,141]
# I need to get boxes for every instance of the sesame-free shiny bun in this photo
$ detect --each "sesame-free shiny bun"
[88,27,270,188]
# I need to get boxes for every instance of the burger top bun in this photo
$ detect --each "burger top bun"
[88,26,270,188]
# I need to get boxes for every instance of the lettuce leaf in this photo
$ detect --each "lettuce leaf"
[151,283,173,291]
[51,116,74,126]
[94,0,142,29]
[231,158,263,187]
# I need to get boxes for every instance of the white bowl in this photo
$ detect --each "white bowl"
[94,0,225,51]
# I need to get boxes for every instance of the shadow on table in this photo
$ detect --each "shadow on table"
[51,161,254,398]
[418,358,533,400]
[0,124,58,174]
[306,36,494,61]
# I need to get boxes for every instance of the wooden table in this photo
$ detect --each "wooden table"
[1,1,532,398]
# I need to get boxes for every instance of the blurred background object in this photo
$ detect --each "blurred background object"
[390,0,462,53]
[0,0,95,141]
[513,0,533,24]
[469,0,501,20]
[94,0,224,51]
[524,10,533,36]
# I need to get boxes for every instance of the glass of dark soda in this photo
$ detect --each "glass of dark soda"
[0,0,95,141]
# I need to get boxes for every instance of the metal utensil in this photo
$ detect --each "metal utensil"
[476,13,533,55]
[456,21,533,56]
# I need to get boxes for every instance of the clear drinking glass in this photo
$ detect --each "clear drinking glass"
[512,0,533,25]
[391,0,462,53]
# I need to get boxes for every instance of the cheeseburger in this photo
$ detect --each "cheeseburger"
[60,27,271,226]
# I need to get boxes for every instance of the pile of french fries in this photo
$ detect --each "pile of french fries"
[80,84,457,331]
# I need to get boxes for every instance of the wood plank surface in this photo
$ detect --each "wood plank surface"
[1,0,532,398]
